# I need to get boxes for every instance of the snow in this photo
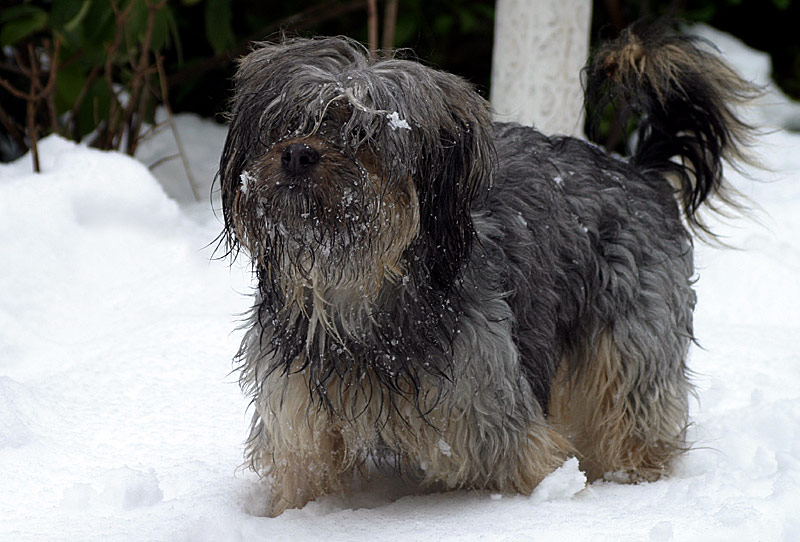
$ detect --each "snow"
[64,466,165,511]
[239,170,255,195]
[386,111,412,131]
[2,30,800,541]
[437,438,453,457]
[529,457,586,504]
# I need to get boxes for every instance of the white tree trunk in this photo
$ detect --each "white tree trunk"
[490,0,592,138]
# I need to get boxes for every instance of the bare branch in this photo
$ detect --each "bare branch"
[40,37,61,96]
[25,42,41,172]
[381,0,399,53]
[67,65,101,141]
[123,0,167,155]
[0,76,30,100]
[41,37,62,135]
[156,53,200,201]
[366,0,378,58]
[100,2,131,149]
[147,152,180,170]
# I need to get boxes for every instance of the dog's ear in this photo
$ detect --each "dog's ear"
[408,70,495,291]
[218,98,252,255]
[217,44,273,256]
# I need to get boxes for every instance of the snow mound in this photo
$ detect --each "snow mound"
[530,457,586,503]
[98,467,165,510]
[0,377,39,449]
[61,467,164,511]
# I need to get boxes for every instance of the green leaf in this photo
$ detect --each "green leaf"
[149,4,173,51]
[128,0,149,45]
[55,65,87,115]
[50,0,92,32]
[0,5,44,24]
[166,7,183,63]
[79,1,116,54]
[77,78,113,138]
[205,0,234,54]
[0,9,47,46]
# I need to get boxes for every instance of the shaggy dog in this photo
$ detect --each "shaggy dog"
[217,24,756,516]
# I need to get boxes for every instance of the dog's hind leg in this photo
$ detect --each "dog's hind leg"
[550,271,695,482]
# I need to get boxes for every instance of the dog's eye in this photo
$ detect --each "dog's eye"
[317,120,336,139]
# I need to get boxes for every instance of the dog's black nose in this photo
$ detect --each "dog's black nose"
[281,143,320,176]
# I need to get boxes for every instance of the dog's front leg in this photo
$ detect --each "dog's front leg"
[246,371,349,517]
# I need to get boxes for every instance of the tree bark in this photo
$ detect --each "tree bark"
[490,0,592,138]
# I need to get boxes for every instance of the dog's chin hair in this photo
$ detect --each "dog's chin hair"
[238,178,420,355]
[238,176,419,293]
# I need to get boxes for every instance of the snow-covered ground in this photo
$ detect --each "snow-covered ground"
[2,28,799,542]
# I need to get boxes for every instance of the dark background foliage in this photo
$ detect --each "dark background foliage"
[1,0,798,165]
[167,0,800,117]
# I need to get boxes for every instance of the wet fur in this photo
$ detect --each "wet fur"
[218,26,757,515]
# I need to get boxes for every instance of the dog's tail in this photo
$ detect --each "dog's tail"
[585,22,759,234]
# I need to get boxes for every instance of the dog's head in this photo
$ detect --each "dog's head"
[219,37,494,298]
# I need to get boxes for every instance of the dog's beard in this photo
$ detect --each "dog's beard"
[232,141,420,302]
